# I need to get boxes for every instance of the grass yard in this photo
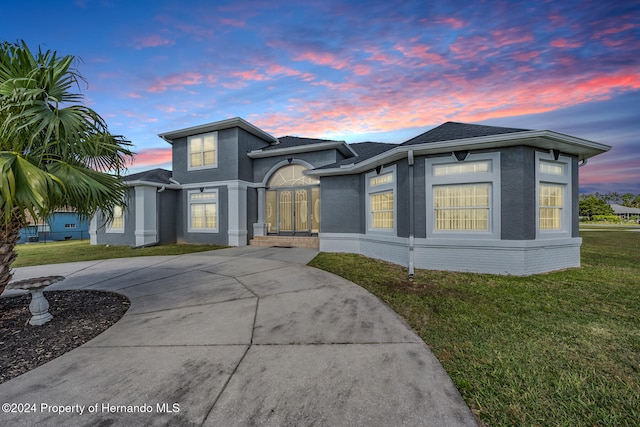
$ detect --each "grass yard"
[309,231,640,426]
[13,240,225,267]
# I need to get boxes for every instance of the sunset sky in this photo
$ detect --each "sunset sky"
[4,0,639,193]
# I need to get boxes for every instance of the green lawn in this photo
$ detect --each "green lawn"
[13,240,225,267]
[309,231,640,426]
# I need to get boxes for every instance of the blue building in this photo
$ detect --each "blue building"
[19,211,90,244]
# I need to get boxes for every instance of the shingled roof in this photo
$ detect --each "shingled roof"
[124,168,173,184]
[313,142,397,169]
[401,122,530,146]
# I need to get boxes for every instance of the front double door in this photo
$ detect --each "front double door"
[266,187,319,235]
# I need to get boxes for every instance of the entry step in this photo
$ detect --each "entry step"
[249,236,319,249]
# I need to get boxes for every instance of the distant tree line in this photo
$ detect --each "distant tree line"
[579,192,640,218]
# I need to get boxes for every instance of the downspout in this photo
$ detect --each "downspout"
[408,150,415,278]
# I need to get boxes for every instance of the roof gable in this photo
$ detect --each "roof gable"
[401,122,530,146]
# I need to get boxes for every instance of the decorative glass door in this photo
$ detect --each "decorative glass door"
[266,164,320,236]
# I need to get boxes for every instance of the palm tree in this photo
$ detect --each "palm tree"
[0,41,134,295]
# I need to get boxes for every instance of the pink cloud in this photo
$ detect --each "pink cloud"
[130,148,173,168]
[490,28,535,48]
[220,18,245,27]
[550,38,583,48]
[293,51,350,70]
[249,65,640,141]
[126,92,142,99]
[435,17,467,29]
[394,42,451,67]
[513,51,541,62]
[593,22,636,38]
[232,69,270,81]
[147,72,204,93]
[134,34,175,49]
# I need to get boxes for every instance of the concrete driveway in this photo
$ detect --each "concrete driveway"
[1,246,477,426]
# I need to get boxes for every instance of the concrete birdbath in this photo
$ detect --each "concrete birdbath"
[6,276,65,326]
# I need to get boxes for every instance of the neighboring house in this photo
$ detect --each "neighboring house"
[19,210,90,243]
[90,117,610,275]
[610,203,640,220]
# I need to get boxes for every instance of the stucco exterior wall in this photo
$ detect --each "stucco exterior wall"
[176,185,229,245]
[253,151,340,184]
[500,146,537,240]
[94,188,136,246]
[319,174,364,234]
[158,189,177,244]
[171,128,241,184]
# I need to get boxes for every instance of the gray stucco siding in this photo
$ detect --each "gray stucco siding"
[500,146,537,240]
[158,189,177,244]
[394,161,410,238]
[253,150,341,184]
[571,155,579,238]
[175,186,229,246]
[171,128,241,184]
[246,186,257,240]
[413,157,427,239]
[319,175,364,233]
[94,188,136,246]
[238,129,270,182]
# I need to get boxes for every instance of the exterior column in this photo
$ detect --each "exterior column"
[135,185,158,247]
[253,187,267,237]
[228,183,248,246]
[89,215,98,245]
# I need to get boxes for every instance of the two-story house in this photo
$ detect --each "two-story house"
[90,117,610,275]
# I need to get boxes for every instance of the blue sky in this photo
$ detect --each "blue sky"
[4,0,640,193]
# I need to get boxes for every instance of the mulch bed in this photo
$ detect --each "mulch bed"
[0,290,130,384]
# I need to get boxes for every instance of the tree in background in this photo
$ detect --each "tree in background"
[0,41,134,295]
[593,192,640,208]
[579,194,615,218]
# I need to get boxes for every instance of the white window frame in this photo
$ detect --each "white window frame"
[426,152,501,239]
[106,205,125,234]
[536,152,572,238]
[188,132,218,171]
[64,223,77,229]
[188,189,219,233]
[365,165,397,235]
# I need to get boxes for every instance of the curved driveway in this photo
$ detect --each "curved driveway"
[1,246,476,426]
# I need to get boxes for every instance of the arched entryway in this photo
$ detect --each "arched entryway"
[265,164,320,235]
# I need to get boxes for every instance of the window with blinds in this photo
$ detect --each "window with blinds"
[434,184,490,231]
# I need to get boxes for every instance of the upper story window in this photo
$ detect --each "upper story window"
[188,132,217,170]
[366,167,396,234]
[536,152,571,237]
[426,153,500,238]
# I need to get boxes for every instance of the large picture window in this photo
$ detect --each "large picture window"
[188,132,217,170]
[426,153,500,238]
[189,190,218,232]
[366,168,396,234]
[434,184,490,231]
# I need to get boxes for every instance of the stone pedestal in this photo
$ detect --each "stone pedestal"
[6,276,65,326]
